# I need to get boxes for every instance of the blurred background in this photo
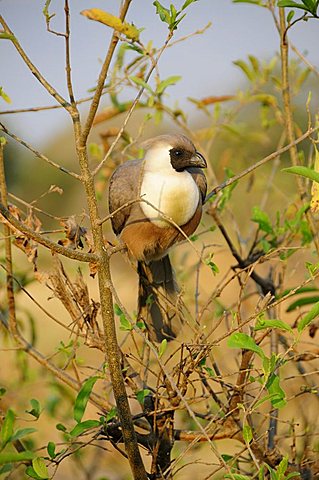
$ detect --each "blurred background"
[1,0,318,145]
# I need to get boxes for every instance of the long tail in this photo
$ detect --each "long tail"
[137,256,184,342]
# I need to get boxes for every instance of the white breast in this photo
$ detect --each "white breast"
[140,169,199,228]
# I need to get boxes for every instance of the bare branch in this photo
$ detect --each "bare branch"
[205,126,318,202]
[0,139,18,337]
[0,14,71,111]
[0,202,99,263]
[0,122,80,180]
[79,0,133,147]
[92,29,174,177]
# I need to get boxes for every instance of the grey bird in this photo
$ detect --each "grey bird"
[108,134,207,342]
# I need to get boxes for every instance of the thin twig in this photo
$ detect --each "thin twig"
[279,9,319,254]
[0,139,18,337]
[205,127,318,202]
[0,202,99,263]
[64,0,76,107]
[92,30,174,177]
[0,15,71,111]
[0,122,80,180]
[79,1,132,147]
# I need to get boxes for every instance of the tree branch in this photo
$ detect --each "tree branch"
[0,122,80,180]
[0,15,71,111]
[79,0,132,147]
[205,127,318,203]
[0,202,99,263]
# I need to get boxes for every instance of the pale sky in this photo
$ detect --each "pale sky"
[1,0,318,146]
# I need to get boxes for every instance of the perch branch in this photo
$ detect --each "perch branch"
[0,202,99,263]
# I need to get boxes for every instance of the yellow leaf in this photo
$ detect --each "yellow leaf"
[311,144,319,213]
[81,9,139,41]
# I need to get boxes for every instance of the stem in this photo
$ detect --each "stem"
[205,127,318,203]
[80,0,132,147]
[0,15,71,112]
[279,8,319,253]
[93,30,174,177]
[68,1,146,475]
[0,202,98,263]
[64,0,76,107]
[0,140,18,337]
[0,122,80,179]
[75,139,147,479]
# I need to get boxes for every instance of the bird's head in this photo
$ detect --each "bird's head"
[142,134,207,173]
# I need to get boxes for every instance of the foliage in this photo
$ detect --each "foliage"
[0,1,319,479]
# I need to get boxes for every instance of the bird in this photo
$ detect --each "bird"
[108,134,207,342]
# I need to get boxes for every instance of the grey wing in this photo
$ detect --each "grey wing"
[188,167,207,204]
[108,159,143,235]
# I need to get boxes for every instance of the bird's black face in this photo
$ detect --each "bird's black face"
[169,147,207,172]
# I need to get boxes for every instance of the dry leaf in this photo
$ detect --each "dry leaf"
[81,9,140,41]
[59,216,87,249]
[10,206,41,271]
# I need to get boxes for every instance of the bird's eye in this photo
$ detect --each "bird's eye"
[174,149,182,156]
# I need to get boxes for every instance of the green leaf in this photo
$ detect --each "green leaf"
[279,286,319,298]
[26,466,43,480]
[0,451,34,464]
[26,399,41,419]
[205,254,219,275]
[1,409,15,449]
[266,373,286,408]
[153,1,171,24]
[298,301,319,332]
[47,442,56,459]
[10,428,37,443]
[251,206,273,234]
[255,318,293,333]
[156,75,181,95]
[56,423,67,432]
[32,457,49,479]
[181,0,199,9]
[282,166,319,184]
[130,76,154,94]
[136,389,151,405]
[286,296,319,312]
[243,424,253,443]
[233,59,255,81]
[0,464,12,475]
[277,455,289,476]
[0,388,6,397]
[204,366,215,377]
[74,376,99,423]
[225,474,251,480]
[278,0,318,14]
[228,332,265,359]
[253,392,283,409]
[159,339,167,358]
[0,87,11,104]
[218,167,238,211]
[106,406,117,423]
[69,419,101,437]
[114,304,133,331]
[286,472,301,479]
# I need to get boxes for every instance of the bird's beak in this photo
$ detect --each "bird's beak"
[191,151,207,168]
